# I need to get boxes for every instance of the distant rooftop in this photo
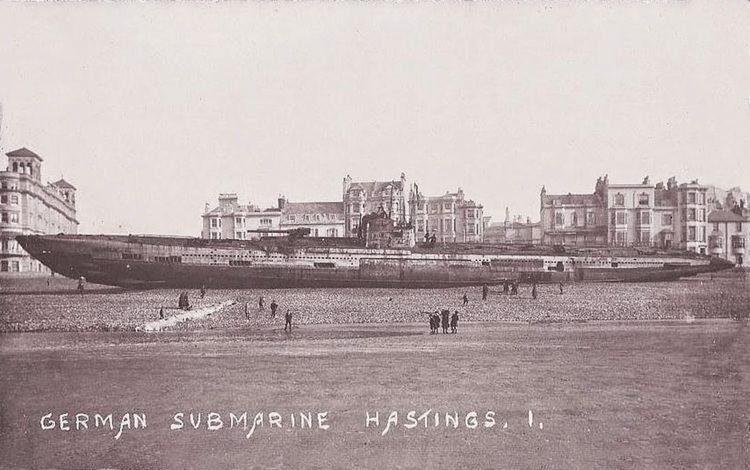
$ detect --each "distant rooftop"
[6,147,43,161]
[51,178,76,190]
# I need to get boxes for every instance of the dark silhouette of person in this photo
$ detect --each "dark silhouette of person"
[559,282,564,294]
[463,293,469,305]
[270,300,278,319]
[200,284,206,299]
[532,281,538,299]
[441,309,450,334]
[503,280,509,294]
[259,295,265,310]
[284,310,293,332]
[159,306,164,319]
[511,283,518,296]
[450,311,459,333]
[482,284,488,301]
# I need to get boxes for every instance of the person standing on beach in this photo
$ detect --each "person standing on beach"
[159,306,165,319]
[77,276,85,294]
[200,284,206,299]
[284,310,293,332]
[244,301,250,320]
[482,284,488,301]
[450,311,459,334]
[559,282,564,294]
[463,293,469,305]
[441,309,450,334]
[258,295,265,310]
[270,300,278,319]
[532,281,538,299]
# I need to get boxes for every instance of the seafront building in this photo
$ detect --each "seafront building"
[277,197,345,237]
[408,187,484,243]
[342,173,408,236]
[484,208,541,245]
[0,148,78,274]
[201,194,281,240]
[201,194,345,240]
[541,176,710,253]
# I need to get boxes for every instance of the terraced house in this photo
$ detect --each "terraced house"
[541,175,710,253]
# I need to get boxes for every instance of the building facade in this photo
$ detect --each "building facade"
[278,197,345,237]
[484,209,541,244]
[0,148,78,274]
[342,173,408,236]
[408,187,484,243]
[201,194,281,240]
[541,176,709,253]
[708,208,748,267]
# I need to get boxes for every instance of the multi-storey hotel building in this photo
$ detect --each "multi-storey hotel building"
[0,148,78,274]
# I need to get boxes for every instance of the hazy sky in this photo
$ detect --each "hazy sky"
[0,1,748,235]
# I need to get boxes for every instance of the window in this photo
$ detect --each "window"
[417,220,424,232]
[0,195,6,204]
[700,226,706,242]
[0,260,7,271]
[9,213,18,223]
[443,203,451,211]
[688,209,696,221]
[260,218,272,226]
[466,209,474,218]
[663,214,673,226]
[638,193,649,206]
[699,209,705,222]
[688,226,696,241]
[555,212,564,226]
[352,205,360,214]
[236,232,244,239]
[1,239,7,251]
[732,236,745,248]
[314,214,321,221]
[417,202,425,211]
[737,222,743,232]
[211,232,219,240]
[326,228,338,237]
[688,192,696,204]
[640,212,651,225]
[288,215,296,222]
[311,228,319,237]
[210,218,220,228]
[615,231,627,246]
[586,211,595,226]
[639,231,651,244]
[616,212,627,225]
[571,212,578,226]
[11,261,19,272]
[303,215,310,222]
[614,193,625,206]
[235,217,243,225]
[10,195,18,204]
[468,224,476,235]
[329,214,337,221]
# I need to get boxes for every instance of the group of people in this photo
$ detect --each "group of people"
[245,296,290,330]
[428,309,459,334]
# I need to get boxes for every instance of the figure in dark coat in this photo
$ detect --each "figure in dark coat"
[450,311,459,334]
[441,309,450,334]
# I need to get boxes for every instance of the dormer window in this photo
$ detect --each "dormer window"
[614,193,625,206]
[638,193,649,206]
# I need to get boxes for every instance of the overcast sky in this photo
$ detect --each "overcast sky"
[0,1,748,235]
